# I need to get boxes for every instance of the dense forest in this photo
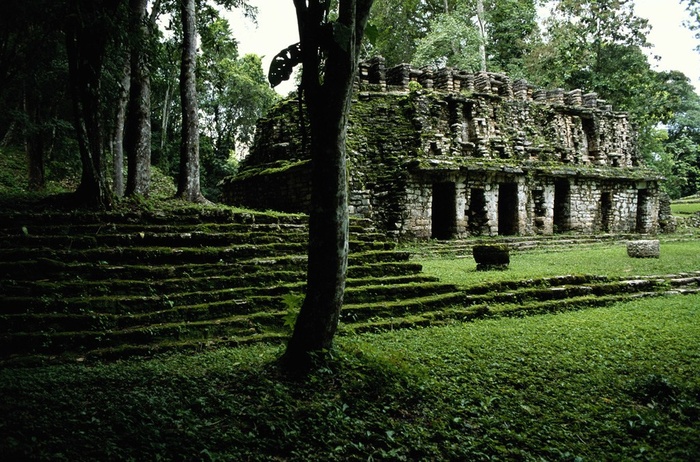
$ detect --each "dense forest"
[1,0,700,206]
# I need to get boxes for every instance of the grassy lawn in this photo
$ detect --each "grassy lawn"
[670,201,700,216]
[416,240,700,288]
[1,295,699,461]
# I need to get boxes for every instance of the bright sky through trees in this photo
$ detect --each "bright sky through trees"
[227,0,700,94]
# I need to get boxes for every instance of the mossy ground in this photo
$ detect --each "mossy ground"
[1,296,698,461]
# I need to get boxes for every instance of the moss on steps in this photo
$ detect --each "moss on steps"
[5,199,693,365]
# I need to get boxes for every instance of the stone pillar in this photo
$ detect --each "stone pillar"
[368,56,387,90]
[565,89,582,106]
[485,181,499,236]
[513,79,529,101]
[386,63,412,90]
[475,72,491,93]
[436,68,454,92]
[419,68,434,89]
[583,92,598,108]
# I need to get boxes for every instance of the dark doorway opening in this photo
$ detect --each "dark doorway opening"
[636,189,651,233]
[600,191,612,232]
[432,182,456,239]
[467,188,488,236]
[554,180,570,233]
[498,183,518,236]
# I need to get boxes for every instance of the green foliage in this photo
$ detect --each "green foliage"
[1,297,699,460]
[282,293,304,331]
[412,7,483,70]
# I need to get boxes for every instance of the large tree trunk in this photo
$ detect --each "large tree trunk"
[282,0,373,369]
[65,0,118,209]
[176,0,206,202]
[125,0,152,197]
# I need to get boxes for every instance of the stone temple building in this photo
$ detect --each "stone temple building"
[222,57,662,240]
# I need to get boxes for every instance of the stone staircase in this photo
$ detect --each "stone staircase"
[405,234,643,258]
[2,204,698,365]
[0,205,463,364]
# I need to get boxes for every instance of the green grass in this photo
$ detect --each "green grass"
[671,201,700,216]
[416,241,700,288]
[1,295,699,461]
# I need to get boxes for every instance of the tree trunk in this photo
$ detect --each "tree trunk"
[125,0,152,197]
[176,0,206,202]
[24,85,45,191]
[65,1,117,209]
[160,82,171,155]
[282,0,374,369]
[476,0,487,72]
[113,60,130,198]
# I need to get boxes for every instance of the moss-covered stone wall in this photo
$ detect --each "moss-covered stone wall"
[222,59,661,239]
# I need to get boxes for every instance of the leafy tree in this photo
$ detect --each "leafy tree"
[369,0,455,65]
[412,5,483,70]
[0,0,72,191]
[373,0,540,73]
[197,12,278,199]
[653,70,700,198]
[682,0,700,51]
[271,0,374,369]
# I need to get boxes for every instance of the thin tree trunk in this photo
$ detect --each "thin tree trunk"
[176,0,206,202]
[24,86,45,190]
[113,59,130,198]
[476,0,487,71]
[125,0,151,197]
[2,121,17,147]
[160,82,171,154]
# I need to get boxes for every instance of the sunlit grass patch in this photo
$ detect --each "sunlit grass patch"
[671,201,700,216]
[416,241,700,288]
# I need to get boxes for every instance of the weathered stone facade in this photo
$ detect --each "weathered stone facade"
[222,57,662,239]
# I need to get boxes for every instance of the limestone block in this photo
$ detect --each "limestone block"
[626,240,660,258]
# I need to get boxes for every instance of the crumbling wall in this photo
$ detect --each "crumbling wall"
[223,57,660,239]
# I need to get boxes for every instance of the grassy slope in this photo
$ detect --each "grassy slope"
[417,240,700,288]
[1,295,698,461]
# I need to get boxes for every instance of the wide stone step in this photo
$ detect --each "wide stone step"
[344,281,460,305]
[0,310,288,357]
[340,291,469,323]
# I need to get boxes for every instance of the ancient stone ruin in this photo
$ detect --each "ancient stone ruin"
[222,57,662,239]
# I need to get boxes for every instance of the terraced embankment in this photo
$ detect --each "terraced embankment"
[0,205,463,365]
[2,204,699,365]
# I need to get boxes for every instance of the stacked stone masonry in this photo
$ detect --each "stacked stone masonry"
[223,57,662,239]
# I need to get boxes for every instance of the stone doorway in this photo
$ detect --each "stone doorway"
[554,179,570,233]
[432,182,457,239]
[600,191,612,232]
[498,183,518,235]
